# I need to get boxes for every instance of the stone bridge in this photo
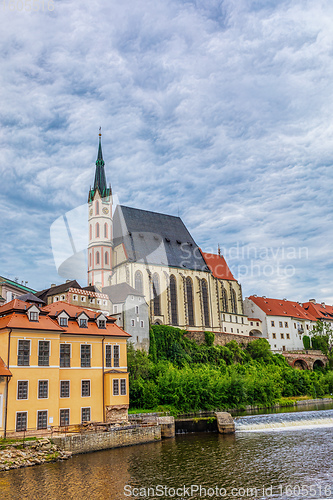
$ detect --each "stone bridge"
[281,350,328,370]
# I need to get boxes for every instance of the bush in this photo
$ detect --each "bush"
[127,325,333,412]
[205,331,215,346]
[303,335,311,350]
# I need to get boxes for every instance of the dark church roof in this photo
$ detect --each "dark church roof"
[103,283,143,303]
[113,205,209,272]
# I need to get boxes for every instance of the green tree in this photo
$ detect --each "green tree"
[310,320,333,356]
[246,338,272,362]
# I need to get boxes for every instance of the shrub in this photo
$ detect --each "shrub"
[303,335,311,350]
[205,331,215,346]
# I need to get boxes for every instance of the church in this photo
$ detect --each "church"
[87,132,250,338]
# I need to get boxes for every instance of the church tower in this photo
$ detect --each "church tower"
[87,130,112,289]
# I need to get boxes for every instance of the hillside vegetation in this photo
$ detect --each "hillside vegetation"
[128,325,333,413]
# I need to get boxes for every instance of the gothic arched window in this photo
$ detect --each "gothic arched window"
[89,224,92,240]
[170,275,178,326]
[201,279,210,327]
[231,288,237,314]
[95,201,99,215]
[105,252,108,265]
[221,287,228,312]
[96,223,100,238]
[135,270,143,294]
[153,273,161,316]
[104,223,108,238]
[186,277,195,326]
[96,251,100,265]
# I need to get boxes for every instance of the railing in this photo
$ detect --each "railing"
[1,420,159,441]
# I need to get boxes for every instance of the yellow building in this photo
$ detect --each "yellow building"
[0,297,130,436]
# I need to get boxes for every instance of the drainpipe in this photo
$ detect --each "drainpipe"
[102,337,105,422]
[4,328,12,438]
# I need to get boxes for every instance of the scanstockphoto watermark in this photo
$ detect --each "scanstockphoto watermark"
[123,483,333,498]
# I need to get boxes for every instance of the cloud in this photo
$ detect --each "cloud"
[0,0,333,302]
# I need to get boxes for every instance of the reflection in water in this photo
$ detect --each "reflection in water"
[0,412,332,500]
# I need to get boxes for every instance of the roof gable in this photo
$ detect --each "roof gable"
[201,251,235,280]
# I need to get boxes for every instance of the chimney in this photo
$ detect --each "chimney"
[66,280,71,283]
[309,299,316,304]
[51,284,56,288]
[321,302,326,308]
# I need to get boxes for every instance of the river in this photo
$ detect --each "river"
[1,406,333,500]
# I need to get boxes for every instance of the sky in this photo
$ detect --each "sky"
[1,0,333,302]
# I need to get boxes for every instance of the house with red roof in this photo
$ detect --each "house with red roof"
[244,296,317,351]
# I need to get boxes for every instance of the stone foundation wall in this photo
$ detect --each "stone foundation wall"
[184,331,258,347]
[106,404,129,424]
[53,426,161,455]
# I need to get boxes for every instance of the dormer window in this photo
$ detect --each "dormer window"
[98,320,106,329]
[60,317,68,327]
[80,318,88,328]
[29,311,39,322]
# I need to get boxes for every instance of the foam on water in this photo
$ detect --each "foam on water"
[235,408,333,432]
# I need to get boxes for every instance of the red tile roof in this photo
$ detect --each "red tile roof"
[0,301,131,338]
[248,296,317,321]
[200,251,236,280]
[248,318,262,322]
[303,302,333,321]
[43,301,107,319]
[0,357,12,377]
[0,312,63,332]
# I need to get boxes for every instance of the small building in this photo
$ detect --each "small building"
[0,276,35,304]
[0,298,130,436]
[36,280,111,314]
[303,299,333,326]
[103,283,149,352]
[244,296,316,352]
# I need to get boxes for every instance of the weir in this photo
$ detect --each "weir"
[235,408,333,432]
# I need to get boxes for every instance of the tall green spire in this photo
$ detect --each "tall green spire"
[88,129,111,202]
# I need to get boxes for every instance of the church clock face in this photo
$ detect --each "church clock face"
[102,207,109,214]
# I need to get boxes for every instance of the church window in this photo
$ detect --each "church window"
[201,279,210,327]
[104,223,108,238]
[105,252,108,265]
[96,223,100,238]
[96,201,99,215]
[221,287,228,312]
[96,252,100,265]
[186,277,195,326]
[89,224,92,240]
[170,275,178,326]
[231,289,237,314]
[126,267,130,284]
[152,273,161,316]
[135,271,143,294]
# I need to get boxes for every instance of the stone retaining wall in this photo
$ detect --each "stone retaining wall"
[52,425,161,455]
[184,331,258,347]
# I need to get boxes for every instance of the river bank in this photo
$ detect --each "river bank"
[1,397,332,471]
[0,438,72,471]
